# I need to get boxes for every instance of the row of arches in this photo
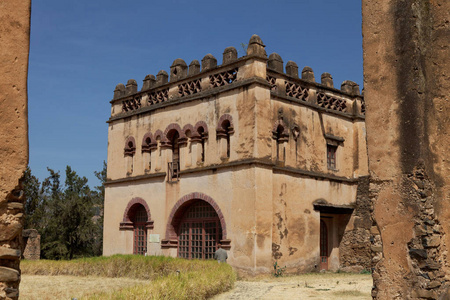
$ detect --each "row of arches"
[119,193,228,258]
[123,114,235,177]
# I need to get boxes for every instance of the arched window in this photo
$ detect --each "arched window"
[197,127,205,162]
[142,134,153,173]
[193,121,209,164]
[124,137,136,175]
[167,130,180,181]
[276,125,285,161]
[216,115,234,159]
[272,121,288,163]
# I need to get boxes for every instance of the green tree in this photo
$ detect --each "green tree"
[23,167,44,229]
[24,166,104,260]
[92,161,107,256]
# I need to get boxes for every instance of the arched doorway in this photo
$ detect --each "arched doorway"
[131,205,148,255]
[119,198,153,256]
[177,200,222,259]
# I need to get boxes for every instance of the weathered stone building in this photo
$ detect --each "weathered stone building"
[103,35,370,274]
[363,0,450,298]
[0,0,31,299]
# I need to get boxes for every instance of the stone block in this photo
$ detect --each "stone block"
[6,202,23,210]
[370,226,380,235]
[5,287,18,298]
[285,61,298,78]
[411,289,437,299]
[419,260,441,270]
[0,247,20,260]
[439,286,450,300]
[0,223,21,242]
[301,66,315,82]
[246,34,266,58]
[201,54,217,71]
[423,236,440,248]
[0,267,19,282]
[156,70,168,86]
[410,248,428,259]
[223,47,237,65]
[428,281,441,289]
[267,53,283,73]
[170,58,188,82]
[113,83,125,99]
[371,245,383,252]
[415,225,428,236]
[321,73,334,88]
[126,79,138,95]
[142,75,156,91]
[188,60,200,76]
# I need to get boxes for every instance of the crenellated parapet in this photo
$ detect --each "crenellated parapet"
[266,53,365,117]
[110,34,364,120]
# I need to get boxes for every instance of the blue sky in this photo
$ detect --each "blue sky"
[28,0,362,187]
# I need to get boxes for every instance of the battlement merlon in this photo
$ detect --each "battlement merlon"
[109,34,365,121]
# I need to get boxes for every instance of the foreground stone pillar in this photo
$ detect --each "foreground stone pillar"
[362,0,449,298]
[0,1,31,299]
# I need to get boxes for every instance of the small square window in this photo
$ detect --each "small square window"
[327,145,337,170]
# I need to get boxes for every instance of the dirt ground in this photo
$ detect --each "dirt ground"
[20,275,148,300]
[20,272,372,300]
[212,273,372,300]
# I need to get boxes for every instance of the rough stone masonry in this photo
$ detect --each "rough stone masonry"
[362,0,449,299]
[0,1,31,299]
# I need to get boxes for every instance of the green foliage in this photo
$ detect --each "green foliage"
[273,261,286,277]
[23,163,106,259]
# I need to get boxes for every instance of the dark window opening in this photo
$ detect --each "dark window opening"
[222,120,231,158]
[168,131,180,181]
[276,125,285,162]
[327,144,337,170]
[198,127,205,162]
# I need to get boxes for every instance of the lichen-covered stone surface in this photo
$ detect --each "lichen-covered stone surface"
[362,0,450,298]
[22,230,40,261]
[0,1,31,299]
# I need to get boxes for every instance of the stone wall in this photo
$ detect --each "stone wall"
[0,1,31,299]
[362,0,450,298]
[22,230,40,261]
[339,176,372,271]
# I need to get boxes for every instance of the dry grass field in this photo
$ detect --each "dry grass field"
[20,275,149,299]
[20,255,236,299]
[20,271,372,300]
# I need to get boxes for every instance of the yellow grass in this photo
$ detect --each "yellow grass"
[21,255,236,300]
[20,275,148,300]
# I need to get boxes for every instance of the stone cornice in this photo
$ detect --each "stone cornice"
[104,172,166,186]
[107,77,270,123]
[104,159,363,185]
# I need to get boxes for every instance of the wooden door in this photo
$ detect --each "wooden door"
[320,220,328,270]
